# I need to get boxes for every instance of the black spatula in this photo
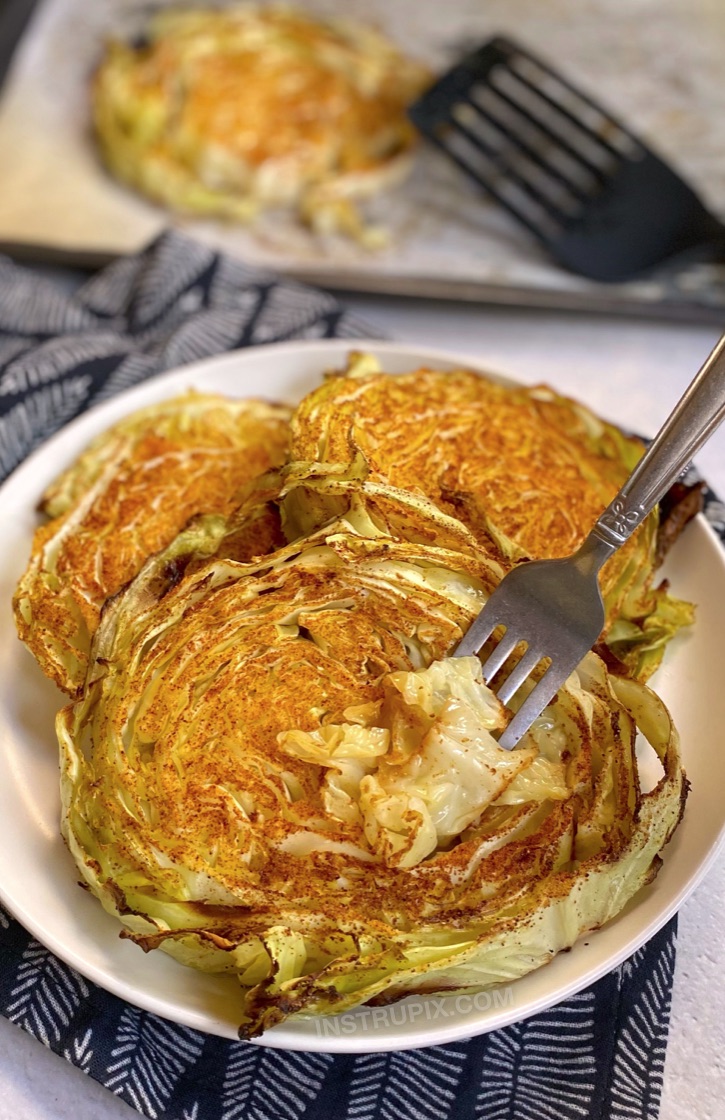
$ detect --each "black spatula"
[408,36,725,282]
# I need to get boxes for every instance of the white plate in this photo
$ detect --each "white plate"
[1,339,725,1054]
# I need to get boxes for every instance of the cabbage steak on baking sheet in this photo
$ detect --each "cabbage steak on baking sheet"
[91,5,431,245]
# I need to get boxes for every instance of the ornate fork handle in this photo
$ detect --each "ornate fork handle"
[588,334,725,555]
[597,499,647,546]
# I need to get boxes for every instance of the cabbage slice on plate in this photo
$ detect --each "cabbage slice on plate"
[287,353,695,680]
[13,391,290,695]
[57,503,686,1037]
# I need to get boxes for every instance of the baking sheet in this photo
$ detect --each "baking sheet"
[2,0,725,320]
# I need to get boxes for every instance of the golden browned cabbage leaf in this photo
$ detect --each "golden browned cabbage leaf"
[13,391,289,695]
[58,501,686,1038]
[288,352,694,678]
[92,5,430,244]
[13,351,694,1038]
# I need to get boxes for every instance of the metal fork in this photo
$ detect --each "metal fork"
[454,333,725,749]
[408,36,725,282]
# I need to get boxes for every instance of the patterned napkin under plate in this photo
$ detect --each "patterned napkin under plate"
[0,230,699,1120]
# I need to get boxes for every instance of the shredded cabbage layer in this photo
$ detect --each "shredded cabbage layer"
[16,352,690,1037]
[58,510,687,1037]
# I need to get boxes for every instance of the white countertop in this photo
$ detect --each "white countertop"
[0,291,723,1120]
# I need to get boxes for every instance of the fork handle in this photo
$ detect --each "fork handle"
[590,332,725,552]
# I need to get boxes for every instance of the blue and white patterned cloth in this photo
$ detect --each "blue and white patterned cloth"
[0,231,702,1120]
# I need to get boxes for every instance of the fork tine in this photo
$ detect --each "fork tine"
[498,660,577,750]
[495,645,543,706]
[479,628,521,683]
[454,606,500,658]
